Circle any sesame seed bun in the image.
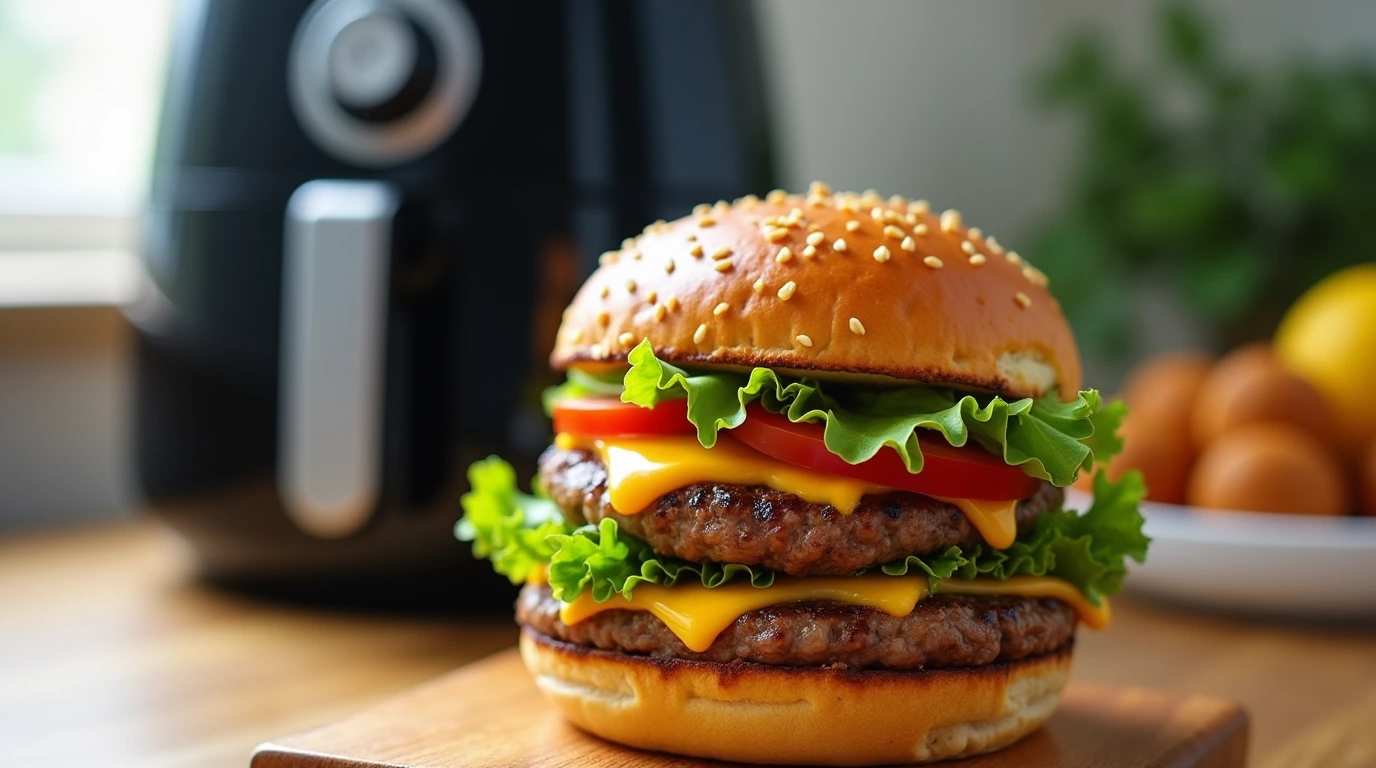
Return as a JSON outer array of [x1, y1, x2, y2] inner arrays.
[[551, 185, 1082, 399], [520, 628, 1072, 766]]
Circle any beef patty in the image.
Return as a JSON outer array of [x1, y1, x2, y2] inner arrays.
[[539, 445, 1063, 576], [517, 584, 1075, 670]]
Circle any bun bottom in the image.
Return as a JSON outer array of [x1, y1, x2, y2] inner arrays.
[[520, 627, 1072, 766]]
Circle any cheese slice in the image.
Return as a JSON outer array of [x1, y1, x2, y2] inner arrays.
[[560, 575, 928, 652], [555, 433, 885, 514], [555, 433, 1023, 550], [934, 496, 1020, 549], [559, 574, 1110, 652]]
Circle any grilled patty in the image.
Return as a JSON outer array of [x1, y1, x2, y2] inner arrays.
[[539, 445, 1062, 576], [517, 584, 1075, 670]]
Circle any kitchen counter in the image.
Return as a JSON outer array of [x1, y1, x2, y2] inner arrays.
[[2, 519, 1372, 768]]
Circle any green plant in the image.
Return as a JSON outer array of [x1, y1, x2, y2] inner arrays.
[[1030, 2, 1376, 359]]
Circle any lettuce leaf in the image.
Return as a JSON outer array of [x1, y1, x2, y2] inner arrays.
[[547, 518, 775, 602], [455, 457, 573, 583], [457, 460, 1147, 607], [620, 340, 1122, 485]]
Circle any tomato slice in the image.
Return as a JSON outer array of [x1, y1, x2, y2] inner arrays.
[[731, 405, 1041, 501], [552, 397, 694, 437]]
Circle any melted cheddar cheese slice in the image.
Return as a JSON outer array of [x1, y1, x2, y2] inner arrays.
[[555, 433, 1021, 549], [559, 574, 1110, 652]]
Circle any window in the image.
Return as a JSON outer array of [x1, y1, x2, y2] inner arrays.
[[0, 0, 174, 240]]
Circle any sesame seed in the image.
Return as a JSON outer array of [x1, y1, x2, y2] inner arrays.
[[694, 324, 708, 344], [924, 255, 944, 269], [861, 189, 881, 204], [599, 250, 619, 266], [807, 193, 829, 208], [833, 238, 848, 252], [909, 199, 931, 215], [590, 343, 605, 359], [808, 223, 821, 232], [900, 236, 916, 252], [913, 223, 929, 236], [1023, 266, 1049, 287], [940, 209, 962, 232], [688, 244, 704, 258], [837, 198, 857, 214], [667, 296, 680, 311], [713, 200, 730, 214], [806, 231, 825, 247], [961, 240, 977, 255], [698, 216, 716, 227], [985, 236, 1004, 255], [597, 311, 610, 326], [622, 237, 636, 250], [665, 258, 676, 273], [777, 281, 797, 300], [625, 278, 637, 292], [880, 225, 902, 240], [765, 227, 790, 242], [740, 194, 760, 208], [802, 245, 818, 258], [630, 249, 642, 260], [1015, 291, 1031, 308], [713, 302, 731, 316], [766, 189, 788, 203], [849, 317, 866, 335], [600, 285, 610, 299], [618, 332, 635, 346], [870, 206, 885, 221], [969, 253, 987, 266], [654, 304, 668, 322], [796, 334, 813, 348], [967, 227, 983, 240], [713, 259, 734, 272], [646, 290, 658, 304], [776, 247, 793, 263], [809, 180, 832, 196], [873, 245, 892, 262], [692, 203, 711, 217], [1006, 250, 1026, 266], [888, 194, 907, 208], [710, 246, 733, 261], [845, 220, 860, 232], [687, 233, 698, 242], [753, 277, 767, 293]]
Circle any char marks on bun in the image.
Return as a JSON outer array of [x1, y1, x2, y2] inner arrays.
[[552, 183, 1081, 400]]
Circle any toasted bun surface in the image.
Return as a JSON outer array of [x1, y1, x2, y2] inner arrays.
[[551, 185, 1081, 399], [520, 628, 1071, 766]]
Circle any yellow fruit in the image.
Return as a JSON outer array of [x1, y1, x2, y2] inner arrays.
[[1275, 264, 1376, 453]]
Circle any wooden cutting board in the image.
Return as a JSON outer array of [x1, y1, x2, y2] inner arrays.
[[252, 648, 1248, 768]]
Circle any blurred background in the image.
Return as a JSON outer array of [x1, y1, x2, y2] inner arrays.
[[3, 0, 1375, 548]]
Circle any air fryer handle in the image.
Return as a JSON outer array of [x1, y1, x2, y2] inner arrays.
[[279, 180, 397, 538]]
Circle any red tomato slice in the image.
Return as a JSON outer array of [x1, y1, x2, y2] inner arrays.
[[731, 405, 1041, 501], [552, 397, 694, 437]]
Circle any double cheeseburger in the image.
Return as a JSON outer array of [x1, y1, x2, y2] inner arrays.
[[459, 184, 1147, 766]]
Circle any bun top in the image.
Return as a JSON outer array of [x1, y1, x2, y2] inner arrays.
[[551, 183, 1082, 399]]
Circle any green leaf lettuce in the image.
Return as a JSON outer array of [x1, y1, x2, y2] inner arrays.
[[620, 339, 1123, 486]]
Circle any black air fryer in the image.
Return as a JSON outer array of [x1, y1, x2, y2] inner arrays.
[[130, 0, 773, 606]]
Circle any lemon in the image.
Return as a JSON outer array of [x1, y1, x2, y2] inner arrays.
[[1275, 264, 1376, 453]]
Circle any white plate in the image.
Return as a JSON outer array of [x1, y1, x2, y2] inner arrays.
[[1065, 489, 1376, 619]]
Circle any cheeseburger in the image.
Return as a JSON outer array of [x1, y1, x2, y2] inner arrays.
[[458, 183, 1147, 765]]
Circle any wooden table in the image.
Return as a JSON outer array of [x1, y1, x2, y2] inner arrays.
[[2, 520, 1372, 768]]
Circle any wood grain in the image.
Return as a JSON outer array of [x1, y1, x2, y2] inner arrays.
[[1, 520, 1373, 767], [251, 649, 1248, 768]]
